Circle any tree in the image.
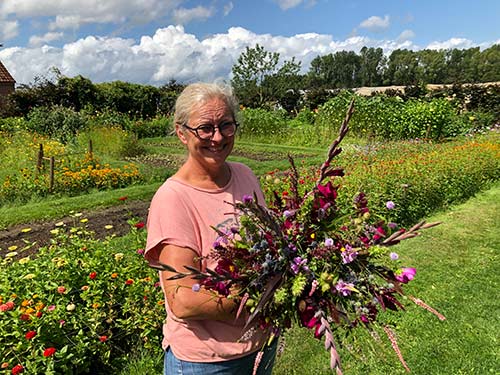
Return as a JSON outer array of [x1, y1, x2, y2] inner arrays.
[[385, 49, 419, 85], [359, 47, 386, 87], [231, 44, 301, 108]]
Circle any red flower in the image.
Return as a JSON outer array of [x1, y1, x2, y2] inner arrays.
[[43, 347, 57, 357], [36, 311, 43, 318], [99, 335, 108, 342], [0, 301, 15, 311], [118, 196, 128, 201], [134, 222, 145, 229], [11, 364, 24, 374], [89, 272, 97, 280], [19, 314, 30, 321], [125, 279, 134, 285], [25, 331, 37, 340]]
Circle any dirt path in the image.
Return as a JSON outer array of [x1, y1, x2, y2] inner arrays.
[[0, 200, 150, 260]]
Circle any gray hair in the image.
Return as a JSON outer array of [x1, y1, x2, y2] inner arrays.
[[174, 82, 239, 126]]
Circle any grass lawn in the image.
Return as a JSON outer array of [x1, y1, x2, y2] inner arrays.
[[120, 183, 499, 375]]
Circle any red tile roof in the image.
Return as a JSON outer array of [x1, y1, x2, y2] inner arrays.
[[0, 61, 15, 83]]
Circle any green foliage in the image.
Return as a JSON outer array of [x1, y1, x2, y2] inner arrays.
[[231, 43, 302, 108], [26, 105, 87, 143], [239, 107, 288, 139], [0, 222, 164, 374]]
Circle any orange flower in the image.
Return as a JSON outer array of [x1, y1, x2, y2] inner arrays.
[[92, 303, 100, 309], [111, 273, 118, 279]]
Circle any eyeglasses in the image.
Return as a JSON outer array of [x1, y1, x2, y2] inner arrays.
[[183, 121, 239, 140]]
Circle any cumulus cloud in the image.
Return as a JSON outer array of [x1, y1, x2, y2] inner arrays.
[[0, 20, 19, 40], [274, 0, 304, 10], [426, 38, 474, 50], [397, 29, 415, 42], [0, 26, 495, 86], [0, 0, 182, 29], [29, 32, 64, 46], [359, 15, 390, 33], [223, 2, 234, 16], [171, 6, 215, 25]]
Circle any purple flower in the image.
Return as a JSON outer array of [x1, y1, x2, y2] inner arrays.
[[390, 252, 399, 260], [341, 245, 358, 264], [242, 194, 253, 204], [386, 201, 396, 210], [283, 210, 294, 218], [388, 222, 398, 229], [291, 256, 308, 274], [324, 238, 334, 247], [335, 280, 355, 296], [136, 248, 145, 255], [191, 283, 201, 292], [395, 267, 416, 283]]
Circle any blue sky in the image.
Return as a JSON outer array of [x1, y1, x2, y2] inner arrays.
[[0, 0, 498, 85]]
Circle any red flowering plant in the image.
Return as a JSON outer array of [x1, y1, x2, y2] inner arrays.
[[153, 100, 445, 374]]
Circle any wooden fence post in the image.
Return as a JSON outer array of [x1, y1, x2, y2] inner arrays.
[[49, 156, 55, 192], [88, 139, 93, 158], [37, 144, 44, 172]]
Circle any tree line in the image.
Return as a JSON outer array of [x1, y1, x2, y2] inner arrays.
[[1, 44, 498, 118]]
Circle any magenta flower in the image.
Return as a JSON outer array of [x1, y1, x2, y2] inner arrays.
[[395, 267, 416, 283], [317, 181, 337, 209], [390, 252, 399, 260]]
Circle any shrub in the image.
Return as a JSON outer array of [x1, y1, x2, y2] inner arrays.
[[239, 108, 288, 140], [26, 106, 87, 143], [0, 222, 164, 374]]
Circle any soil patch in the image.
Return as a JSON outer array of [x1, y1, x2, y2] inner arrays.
[[0, 200, 150, 260]]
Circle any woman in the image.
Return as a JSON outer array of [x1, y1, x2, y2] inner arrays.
[[145, 82, 277, 374]]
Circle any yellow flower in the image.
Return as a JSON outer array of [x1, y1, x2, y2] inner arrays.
[[55, 221, 65, 227], [105, 225, 113, 230], [5, 251, 18, 258], [80, 218, 89, 223], [21, 299, 31, 307], [7, 245, 18, 251], [92, 302, 101, 309], [50, 229, 59, 235], [19, 257, 30, 264], [66, 303, 76, 311], [23, 274, 36, 280], [21, 228, 32, 233], [114, 253, 124, 261]]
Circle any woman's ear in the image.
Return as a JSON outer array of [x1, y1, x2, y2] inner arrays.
[[176, 124, 188, 144]]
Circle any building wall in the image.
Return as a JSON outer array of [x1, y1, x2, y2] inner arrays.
[[0, 82, 15, 109]]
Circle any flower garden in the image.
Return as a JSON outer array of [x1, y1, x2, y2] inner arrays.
[[0, 91, 499, 374]]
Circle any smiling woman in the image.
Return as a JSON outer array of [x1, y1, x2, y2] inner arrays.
[[144, 82, 277, 375]]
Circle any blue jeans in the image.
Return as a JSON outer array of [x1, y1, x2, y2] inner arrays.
[[164, 340, 277, 375]]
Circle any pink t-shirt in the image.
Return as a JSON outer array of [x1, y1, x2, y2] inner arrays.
[[145, 162, 268, 362]]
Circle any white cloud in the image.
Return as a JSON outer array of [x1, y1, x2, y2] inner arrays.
[[274, 0, 303, 10], [0, 20, 19, 40], [171, 6, 215, 25], [29, 32, 64, 46], [397, 29, 415, 42], [0, 26, 496, 86], [0, 0, 182, 29], [359, 15, 390, 33], [223, 2, 234, 16], [426, 38, 474, 50]]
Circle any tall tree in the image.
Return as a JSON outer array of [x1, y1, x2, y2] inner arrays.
[[385, 49, 419, 85], [231, 44, 301, 108], [359, 46, 386, 86]]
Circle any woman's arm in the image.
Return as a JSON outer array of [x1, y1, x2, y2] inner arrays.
[[159, 244, 238, 321]]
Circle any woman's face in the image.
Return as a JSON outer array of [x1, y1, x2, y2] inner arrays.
[[178, 97, 235, 170]]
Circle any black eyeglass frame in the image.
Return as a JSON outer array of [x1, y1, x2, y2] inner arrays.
[[182, 121, 239, 140]]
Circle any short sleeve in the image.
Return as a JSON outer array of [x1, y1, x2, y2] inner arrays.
[[144, 182, 201, 267]]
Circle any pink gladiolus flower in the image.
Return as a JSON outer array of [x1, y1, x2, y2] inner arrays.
[[395, 267, 416, 283]]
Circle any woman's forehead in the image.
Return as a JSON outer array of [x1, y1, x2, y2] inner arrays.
[[190, 97, 232, 120]]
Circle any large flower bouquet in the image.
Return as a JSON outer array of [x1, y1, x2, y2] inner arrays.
[[155, 100, 445, 374]]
